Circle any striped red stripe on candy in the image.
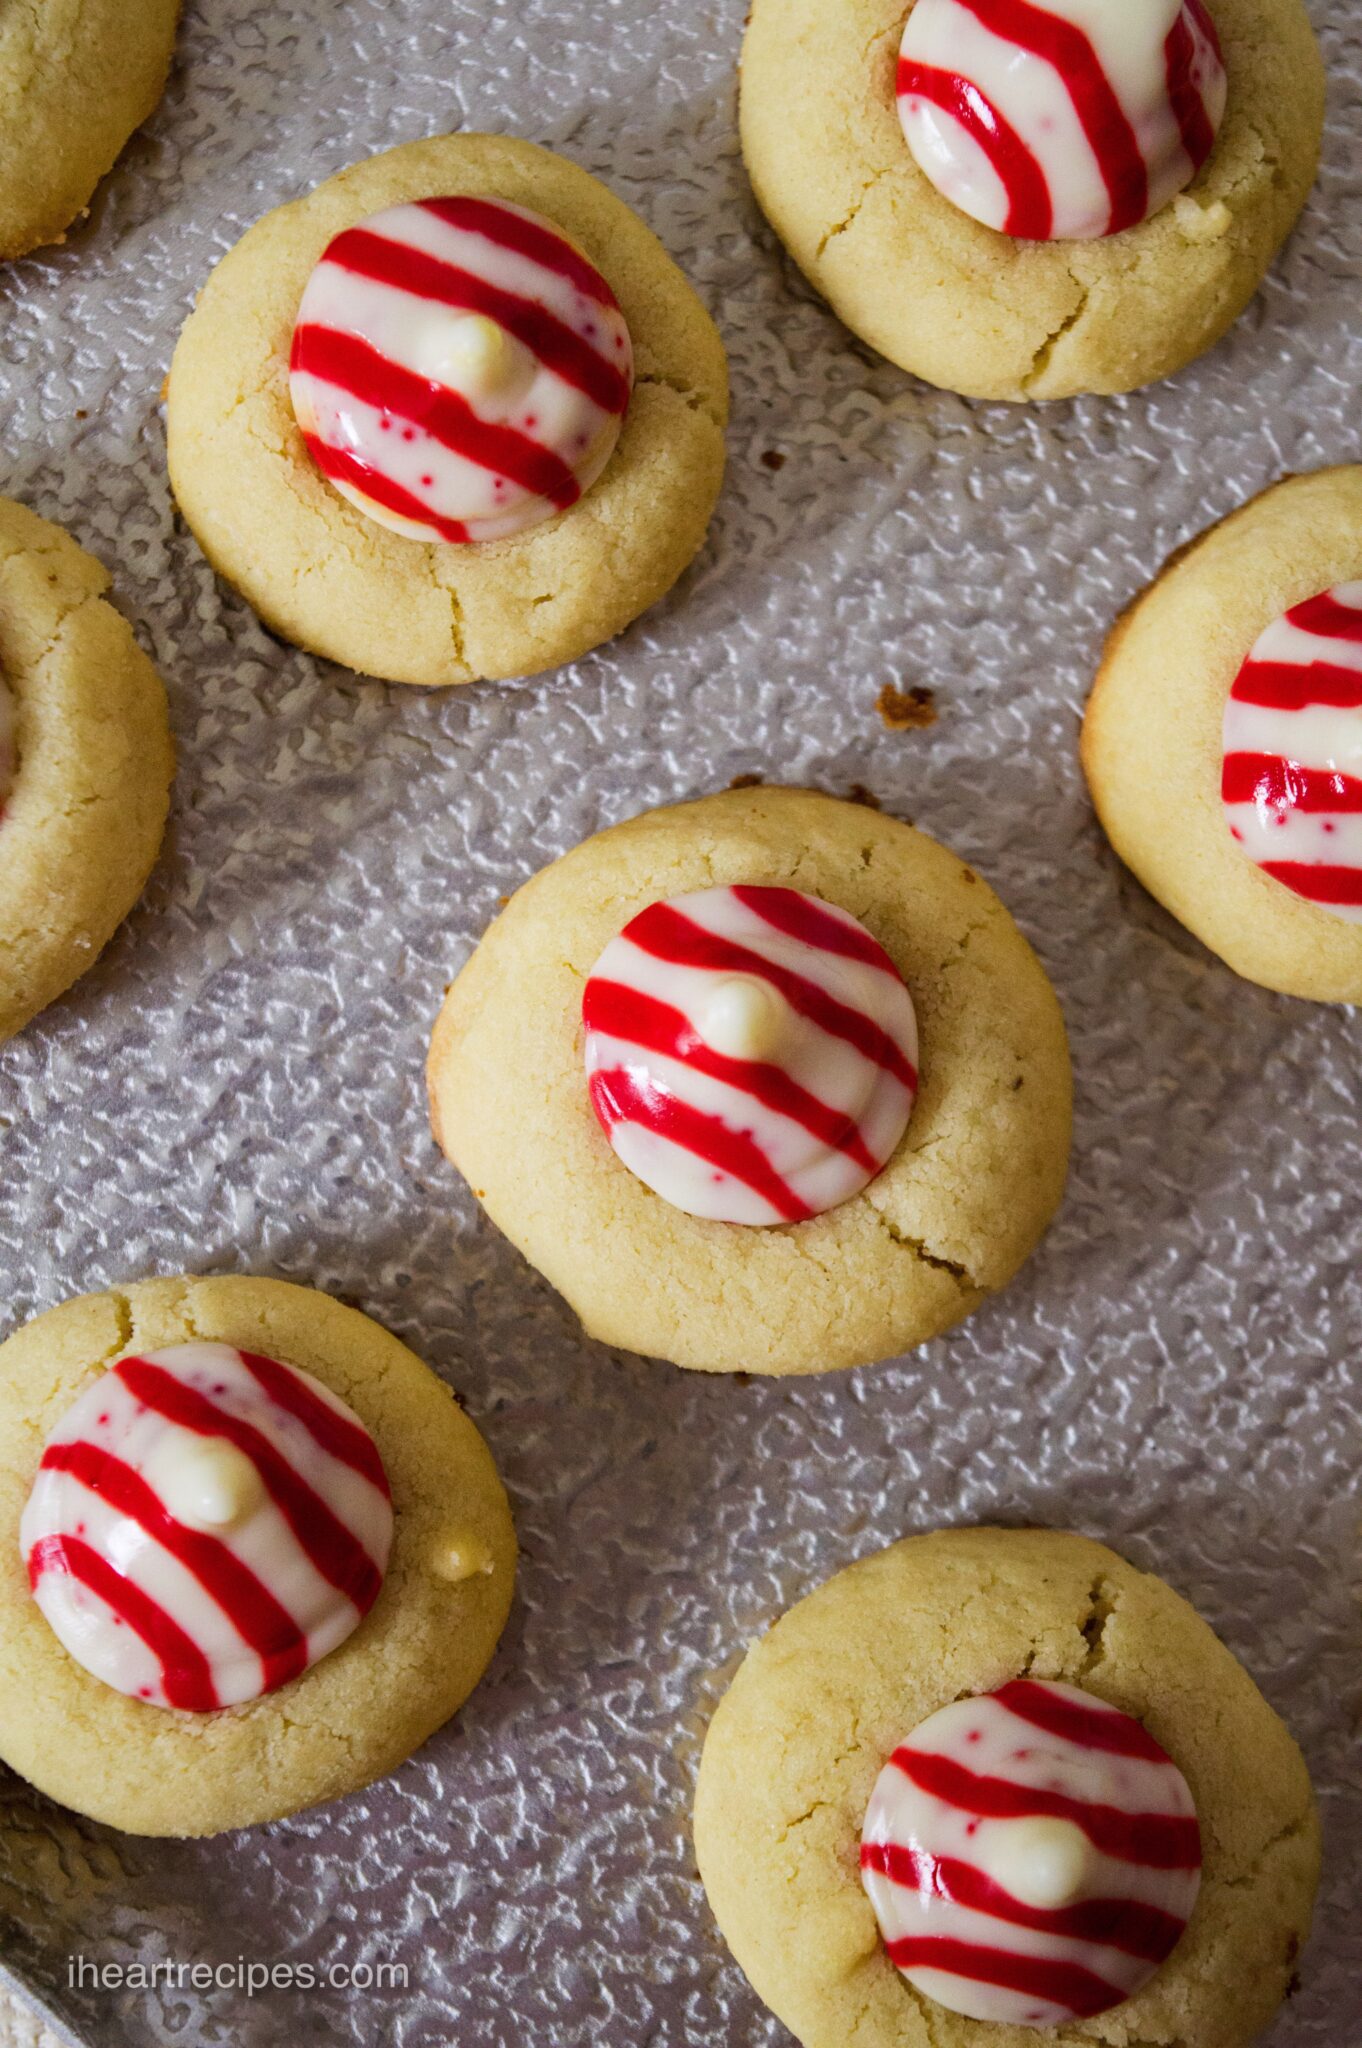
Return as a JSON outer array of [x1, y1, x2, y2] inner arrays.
[[896, 0, 1226, 243], [860, 1841, 1186, 1958], [21, 1343, 393, 1712], [581, 885, 919, 1226], [33, 1441, 310, 1695], [861, 1679, 1201, 2027], [887, 1748, 1201, 1867], [893, 61, 1054, 239], [289, 195, 633, 547], [1221, 580, 1362, 922]]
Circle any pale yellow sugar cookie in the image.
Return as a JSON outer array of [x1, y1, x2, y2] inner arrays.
[[739, 0, 1323, 400], [694, 1525, 1320, 2048], [0, 496, 173, 1045], [167, 132, 729, 687], [1083, 467, 1362, 1001], [0, 1, 179, 262], [0, 1275, 516, 1836], [427, 786, 1072, 1376]]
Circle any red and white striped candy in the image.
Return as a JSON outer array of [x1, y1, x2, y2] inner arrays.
[[897, 0, 1227, 241], [20, 1344, 393, 1712], [289, 196, 633, 545], [861, 1680, 1201, 2028], [582, 885, 919, 1226], [1222, 582, 1362, 923]]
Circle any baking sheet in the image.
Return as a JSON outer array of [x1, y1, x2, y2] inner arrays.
[[0, 0, 1359, 2041]]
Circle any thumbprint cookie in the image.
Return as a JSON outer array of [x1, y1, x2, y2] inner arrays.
[[1083, 466, 1362, 1000], [739, 0, 1322, 399], [427, 785, 1072, 1376], [0, 1275, 515, 1835], [695, 1526, 1319, 2048], [0, 0, 179, 262], [167, 132, 728, 687], [0, 496, 173, 1045]]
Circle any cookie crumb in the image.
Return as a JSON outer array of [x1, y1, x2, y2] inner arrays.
[[877, 682, 938, 731], [729, 772, 764, 790], [759, 450, 786, 471], [847, 784, 881, 810]]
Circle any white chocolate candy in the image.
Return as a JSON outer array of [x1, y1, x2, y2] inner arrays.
[[582, 884, 920, 1226], [897, 0, 1227, 242], [861, 1679, 1201, 2028], [21, 1342, 393, 1711], [290, 195, 634, 546]]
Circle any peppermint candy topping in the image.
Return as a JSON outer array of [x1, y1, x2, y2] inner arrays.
[[1222, 582, 1362, 922], [861, 1680, 1201, 2028], [582, 885, 919, 1226], [20, 1343, 393, 1712], [0, 675, 13, 813], [897, 0, 1227, 241], [289, 197, 633, 545]]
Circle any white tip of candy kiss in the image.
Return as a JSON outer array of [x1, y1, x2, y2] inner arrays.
[[147, 1436, 265, 1532], [410, 311, 520, 397], [430, 1533, 495, 1583], [699, 976, 788, 1062], [985, 1816, 1093, 1910]]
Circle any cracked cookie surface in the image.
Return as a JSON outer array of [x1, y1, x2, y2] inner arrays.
[[694, 1526, 1320, 2048], [166, 133, 729, 687], [0, 0, 178, 262], [0, 1275, 516, 1836], [426, 786, 1071, 1375], [0, 496, 173, 1045], [739, 0, 1323, 400]]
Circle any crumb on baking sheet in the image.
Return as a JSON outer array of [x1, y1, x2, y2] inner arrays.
[[728, 772, 763, 789], [847, 783, 881, 810], [876, 682, 938, 730], [759, 450, 786, 471]]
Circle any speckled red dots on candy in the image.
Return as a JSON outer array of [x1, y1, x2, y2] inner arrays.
[[289, 196, 633, 545]]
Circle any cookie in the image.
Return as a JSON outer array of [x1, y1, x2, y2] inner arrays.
[[0, 496, 174, 1045], [1082, 466, 1362, 1001], [694, 1525, 1320, 2048], [739, 0, 1323, 400], [427, 785, 1072, 1376], [167, 133, 728, 687], [0, 1275, 516, 1836], [0, 1, 179, 263]]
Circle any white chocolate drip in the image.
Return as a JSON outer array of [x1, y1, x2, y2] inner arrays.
[[430, 1533, 495, 1583]]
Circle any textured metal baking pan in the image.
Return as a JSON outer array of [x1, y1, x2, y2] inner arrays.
[[0, 0, 1358, 2041]]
